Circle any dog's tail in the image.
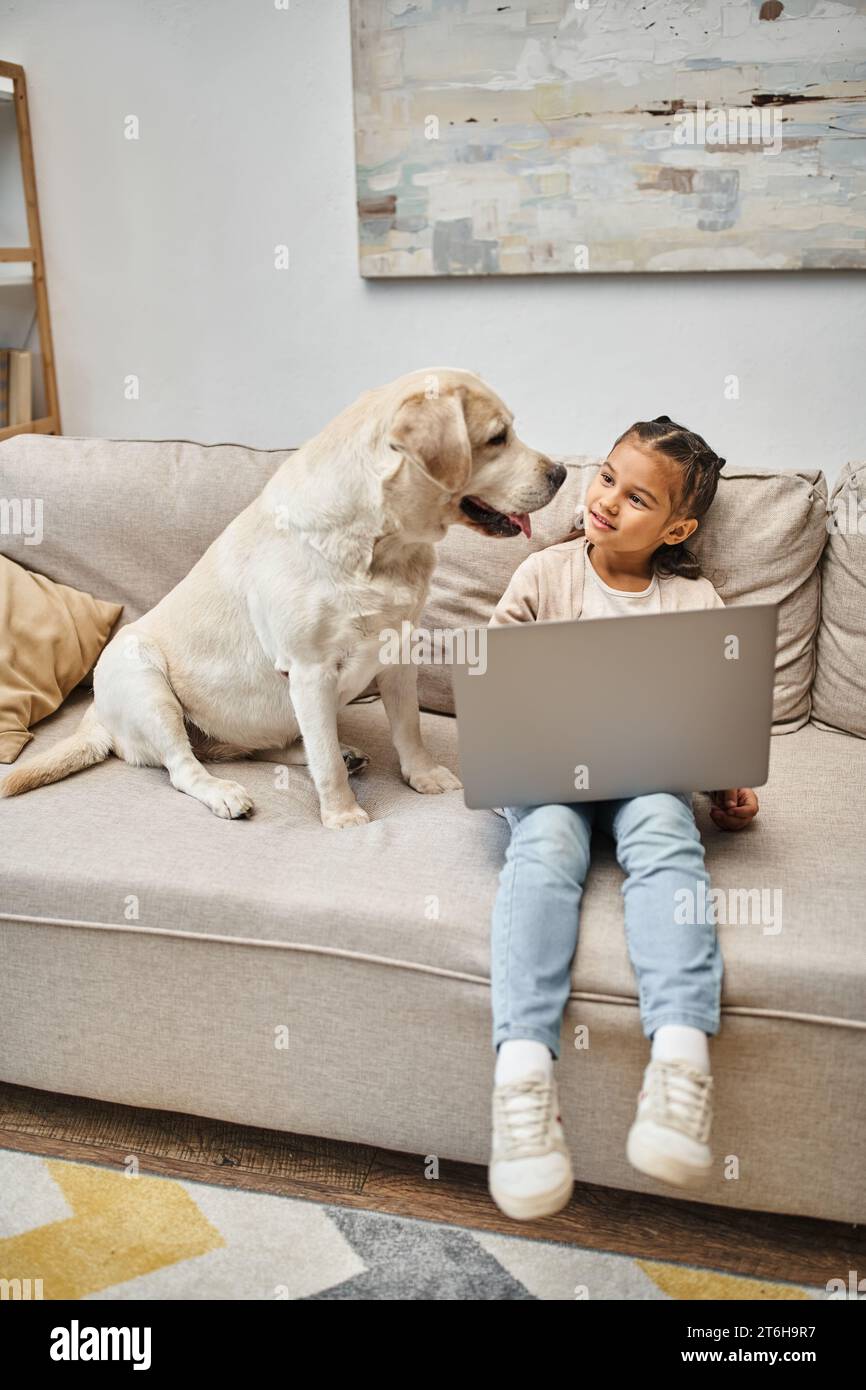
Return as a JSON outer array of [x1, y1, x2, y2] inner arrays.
[[0, 704, 113, 798]]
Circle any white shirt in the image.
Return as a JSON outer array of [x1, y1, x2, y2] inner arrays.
[[581, 543, 661, 618]]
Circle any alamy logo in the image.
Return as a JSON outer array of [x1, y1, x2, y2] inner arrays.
[[50, 1320, 152, 1370], [0, 1277, 43, 1299], [827, 494, 866, 534], [378, 620, 487, 674], [673, 99, 782, 155], [674, 884, 782, 935], [0, 496, 43, 545]]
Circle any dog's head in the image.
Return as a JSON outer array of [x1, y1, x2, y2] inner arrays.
[[382, 369, 566, 540]]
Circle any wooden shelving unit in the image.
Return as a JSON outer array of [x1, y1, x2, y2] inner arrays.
[[0, 59, 60, 440]]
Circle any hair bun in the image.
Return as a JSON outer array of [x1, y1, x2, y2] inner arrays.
[[653, 414, 673, 424], [716, 456, 726, 470]]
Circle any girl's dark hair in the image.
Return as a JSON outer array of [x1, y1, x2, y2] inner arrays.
[[558, 415, 726, 580]]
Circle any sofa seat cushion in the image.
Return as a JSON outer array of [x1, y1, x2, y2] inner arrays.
[[1, 690, 863, 1033]]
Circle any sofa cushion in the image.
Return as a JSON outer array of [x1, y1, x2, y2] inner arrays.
[[690, 467, 829, 734], [1, 688, 863, 1031], [811, 461, 866, 740], [416, 459, 829, 733], [0, 435, 289, 624]]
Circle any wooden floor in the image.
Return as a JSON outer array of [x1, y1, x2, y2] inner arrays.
[[1, 1080, 861, 1288]]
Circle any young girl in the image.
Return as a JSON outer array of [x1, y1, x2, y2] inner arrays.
[[486, 415, 760, 1222]]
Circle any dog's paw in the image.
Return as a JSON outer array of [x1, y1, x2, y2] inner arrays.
[[405, 764, 463, 795], [206, 779, 254, 819], [341, 744, 370, 775], [321, 804, 371, 829]]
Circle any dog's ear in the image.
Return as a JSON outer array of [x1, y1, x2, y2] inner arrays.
[[387, 389, 472, 493]]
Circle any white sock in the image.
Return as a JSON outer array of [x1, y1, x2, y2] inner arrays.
[[495, 1039, 554, 1085], [651, 1024, 710, 1074]]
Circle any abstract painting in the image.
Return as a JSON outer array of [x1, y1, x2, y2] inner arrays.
[[350, 0, 866, 275]]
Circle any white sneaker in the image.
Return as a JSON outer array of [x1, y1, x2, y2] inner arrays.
[[626, 1057, 714, 1188], [488, 1070, 574, 1220]]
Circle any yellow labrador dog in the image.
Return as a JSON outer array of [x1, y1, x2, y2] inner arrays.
[[2, 369, 565, 827]]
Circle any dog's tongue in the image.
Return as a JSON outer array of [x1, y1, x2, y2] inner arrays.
[[508, 512, 532, 539]]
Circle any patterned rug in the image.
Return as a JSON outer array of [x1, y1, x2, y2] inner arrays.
[[0, 1150, 829, 1300]]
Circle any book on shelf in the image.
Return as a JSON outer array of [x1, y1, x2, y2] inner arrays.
[[0, 348, 33, 428]]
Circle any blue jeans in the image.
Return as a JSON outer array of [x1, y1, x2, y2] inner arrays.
[[491, 793, 723, 1059]]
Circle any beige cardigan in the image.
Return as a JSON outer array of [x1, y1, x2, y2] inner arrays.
[[488, 533, 725, 628], [485, 533, 725, 817]]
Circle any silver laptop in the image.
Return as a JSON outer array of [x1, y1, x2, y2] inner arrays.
[[451, 605, 778, 810]]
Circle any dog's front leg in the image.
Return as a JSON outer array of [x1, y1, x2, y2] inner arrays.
[[377, 661, 462, 795], [288, 663, 370, 828]]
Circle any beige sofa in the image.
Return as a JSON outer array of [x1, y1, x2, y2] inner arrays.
[[1, 435, 865, 1226]]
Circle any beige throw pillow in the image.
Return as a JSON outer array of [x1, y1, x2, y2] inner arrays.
[[0, 555, 122, 762]]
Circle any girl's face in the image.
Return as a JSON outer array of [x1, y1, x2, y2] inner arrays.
[[583, 439, 698, 556]]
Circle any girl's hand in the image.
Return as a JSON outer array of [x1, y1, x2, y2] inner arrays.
[[710, 787, 759, 832]]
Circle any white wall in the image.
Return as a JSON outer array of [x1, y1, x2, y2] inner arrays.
[[3, 0, 864, 487]]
